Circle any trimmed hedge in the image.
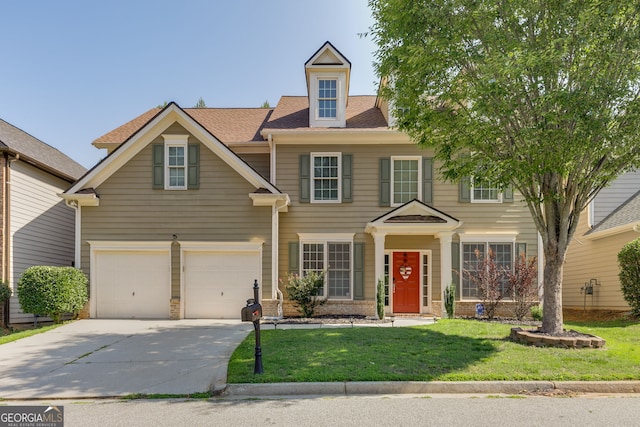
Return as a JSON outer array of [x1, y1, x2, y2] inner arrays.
[[17, 266, 88, 323], [618, 238, 640, 317]]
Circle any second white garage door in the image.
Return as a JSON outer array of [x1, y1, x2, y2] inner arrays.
[[183, 247, 261, 319]]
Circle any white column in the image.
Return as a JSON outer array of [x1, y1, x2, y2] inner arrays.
[[373, 232, 386, 316], [437, 231, 453, 317]]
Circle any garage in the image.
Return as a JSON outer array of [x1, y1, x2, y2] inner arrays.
[[182, 242, 262, 319], [90, 242, 171, 319]]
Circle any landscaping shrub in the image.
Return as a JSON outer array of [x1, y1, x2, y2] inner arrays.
[[284, 271, 326, 318], [444, 283, 455, 319], [464, 249, 504, 319], [618, 238, 640, 317], [17, 266, 88, 323], [505, 253, 539, 320], [0, 282, 11, 304], [376, 279, 385, 320], [530, 305, 543, 321]]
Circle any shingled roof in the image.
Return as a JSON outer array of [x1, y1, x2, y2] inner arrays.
[[93, 107, 274, 148], [587, 190, 640, 235], [263, 95, 388, 131], [0, 118, 86, 181], [92, 95, 389, 149]]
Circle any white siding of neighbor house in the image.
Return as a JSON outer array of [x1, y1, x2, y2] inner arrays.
[[9, 161, 76, 323], [592, 169, 640, 225]]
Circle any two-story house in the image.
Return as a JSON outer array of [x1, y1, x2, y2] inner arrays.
[[61, 42, 539, 319]]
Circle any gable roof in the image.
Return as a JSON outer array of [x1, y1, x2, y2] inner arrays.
[[65, 103, 282, 201], [93, 107, 273, 150], [365, 199, 462, 235], [585, 190, 640, 239], [0, 118, 86, 181]]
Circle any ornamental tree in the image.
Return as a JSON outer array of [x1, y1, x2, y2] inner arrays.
[[370, 0, 640, 334]]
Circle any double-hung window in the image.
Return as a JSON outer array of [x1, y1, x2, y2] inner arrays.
[[318, 79, 337, 119], [311, 153, 341, 202], [471, 177, 501, 202], [461, 240, 513, 299], [163, 135, 188, 190], [300, 234, 353, 299], [391, 156, 421, 206]]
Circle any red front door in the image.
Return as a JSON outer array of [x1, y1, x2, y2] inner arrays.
[[392, 252, 420, 313]]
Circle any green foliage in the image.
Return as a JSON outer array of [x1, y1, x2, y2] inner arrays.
[[284, 271, 326, 318], [0, 282, 11, 303], [376, 279, 385, 320], [530, 305, 543, 322], [260, 100, 271, 108], [17, 266, 88, 323], [618, 238, 640, 316], [443, 283, 455, 319], [193, 97, 206, 108], [505, 254, 539, 320], [369, 0, 640, 334]]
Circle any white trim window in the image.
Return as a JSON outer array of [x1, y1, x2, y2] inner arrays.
[[392, 156, 421, 206], [163, 135, 188, 190], [318, 78, 337, 119], [461, 241, 513, 299], [471, 177, 502, 203], [300, 234, 353, 299], [311, 152, 341, 203]]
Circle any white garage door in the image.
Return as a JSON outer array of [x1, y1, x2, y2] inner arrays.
[[94, 250, 171, 319], [184, 250, 261, 318]]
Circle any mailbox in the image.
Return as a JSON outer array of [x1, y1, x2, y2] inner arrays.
[[241, 300, 262, 322]]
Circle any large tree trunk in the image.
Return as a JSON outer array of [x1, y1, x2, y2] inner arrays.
[[541, 252, 565, 335]]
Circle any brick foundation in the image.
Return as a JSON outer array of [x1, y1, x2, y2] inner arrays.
[[170, 298, 180, 320], [77, 301, 90, 319]]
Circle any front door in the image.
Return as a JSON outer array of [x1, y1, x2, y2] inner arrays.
[[392, 251, 420, 313]]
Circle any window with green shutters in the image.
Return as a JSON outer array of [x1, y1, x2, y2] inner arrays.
[[153, 138, 199, 190]]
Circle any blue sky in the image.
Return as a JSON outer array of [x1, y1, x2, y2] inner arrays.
[[0, 1, 378, 168]]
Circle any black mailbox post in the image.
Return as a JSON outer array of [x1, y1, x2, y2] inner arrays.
[[241, 280, 264, 374]]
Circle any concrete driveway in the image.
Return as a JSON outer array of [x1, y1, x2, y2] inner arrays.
[[0, 319, 252, 399]]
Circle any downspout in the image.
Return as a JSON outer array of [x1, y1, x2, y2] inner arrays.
[[2, 153, 9, 326], [268, 133, 275, 184], [271, 199, 287, 318], [64, 200, 80, 269]]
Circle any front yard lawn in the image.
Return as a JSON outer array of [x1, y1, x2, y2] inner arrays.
[[0, 323, 63, 345], [227, 319, 640, 383]]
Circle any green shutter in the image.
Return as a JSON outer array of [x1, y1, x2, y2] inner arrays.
[[288, 241, 300, 273], [187, 143, 200, 189], [517, 242, 527, 258], [503, 184, 514, 202], [152, 144, 164, 189], [451, 242, 460, 299], [423, 157, 433, 205], [459, 177, 471, 202], [353, 242, 365, 300], [342, 154, 353, 203], [299, 154, 310, 203], [379, 157, 391, 207]]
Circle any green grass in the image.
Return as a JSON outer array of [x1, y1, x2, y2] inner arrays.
[[228, 319, 640, 383], [0, 323, 64, 345]]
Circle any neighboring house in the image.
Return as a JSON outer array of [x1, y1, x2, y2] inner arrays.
[[563, 170, 640, 313], [61, 42, 539, 319], [0, 119, 86, 324]]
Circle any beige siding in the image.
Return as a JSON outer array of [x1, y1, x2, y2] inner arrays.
[[80, 125, 273, 301], [9, 161, 75, 323], [238, 153, 270, 180], [276, 143, 538, 307], [564, 212, 637, 310]]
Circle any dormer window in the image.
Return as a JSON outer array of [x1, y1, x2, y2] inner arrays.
[[318, 79, 337, 118], [305, 42, 351, 128]]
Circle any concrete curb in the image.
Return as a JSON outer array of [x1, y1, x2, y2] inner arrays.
[[224, 381, 640, 397]]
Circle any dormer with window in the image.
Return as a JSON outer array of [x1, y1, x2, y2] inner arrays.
[[305, 42, 351, 128]]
